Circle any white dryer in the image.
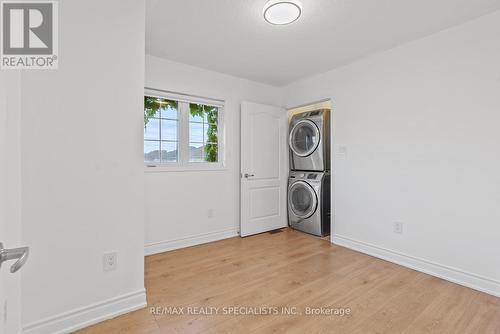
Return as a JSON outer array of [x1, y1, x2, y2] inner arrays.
[[288, 171, 330, 237], [289, 110, 330, 172]]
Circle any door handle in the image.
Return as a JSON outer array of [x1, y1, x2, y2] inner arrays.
[[0, 242, 30, 273], [244, 173, 255, 178]]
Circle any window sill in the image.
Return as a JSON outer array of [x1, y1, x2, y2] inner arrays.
[[144, 163, 226, 173]]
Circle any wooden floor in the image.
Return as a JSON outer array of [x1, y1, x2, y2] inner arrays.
[[78, 229, 500, 334]]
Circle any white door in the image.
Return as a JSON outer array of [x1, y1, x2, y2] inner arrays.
[[0, 73, 24, 334], [240, 101, 288, 237]]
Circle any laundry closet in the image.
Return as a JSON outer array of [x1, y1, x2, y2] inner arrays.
[[239, 100, 332, 239]]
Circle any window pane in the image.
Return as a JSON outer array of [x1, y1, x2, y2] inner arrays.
[[189, 122, 204, 143], [189, 142, 204, 162], [161, 120, 177, 141], [189, 113, 204, 122], [189, 103, 219, 163], [188, 143, 218, 163], [145, 96, 177, 117], [161, 141, 178, 162], [144, 141, 160, 162], [144, 118, 159, 140], [189, 104, 218, 122], [161, 105, 177, 120], [145, 96, 177, 128]]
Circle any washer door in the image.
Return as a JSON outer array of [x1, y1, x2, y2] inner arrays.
[[288, 181, 318, 219], [289, 119, 320, 157]]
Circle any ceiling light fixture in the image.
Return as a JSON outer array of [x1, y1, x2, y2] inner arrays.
[[263, 0, 302, 25]]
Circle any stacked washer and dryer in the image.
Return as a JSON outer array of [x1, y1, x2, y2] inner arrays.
[[288, 110, 331, 237]]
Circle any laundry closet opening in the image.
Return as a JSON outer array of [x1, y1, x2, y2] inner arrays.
[[287, 99, 333, 241]]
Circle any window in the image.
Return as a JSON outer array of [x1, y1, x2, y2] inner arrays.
[[144, 91, 223, 169], [188, 103, 218, 163], [144, 97, 179, 163]]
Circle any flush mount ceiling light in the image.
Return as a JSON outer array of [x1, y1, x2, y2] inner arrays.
[[263, 0, 302, 25]]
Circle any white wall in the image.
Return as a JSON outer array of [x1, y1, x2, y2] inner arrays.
[[19, 1, 146, 332], [144, 55, 284, 254], [0, 72, 22, 334], [286, 11, 500, 296]]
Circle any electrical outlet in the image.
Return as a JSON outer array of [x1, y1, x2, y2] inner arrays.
[[393, 222, 404, 234], [207, 208, 214, 218], [103, 252, 117, 272]]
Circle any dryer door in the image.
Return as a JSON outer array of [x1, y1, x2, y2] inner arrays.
[[288, 181, 318, 219], [289, 119, 320, 157]]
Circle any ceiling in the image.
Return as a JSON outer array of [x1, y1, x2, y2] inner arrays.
[[146, 0, 500, 86]]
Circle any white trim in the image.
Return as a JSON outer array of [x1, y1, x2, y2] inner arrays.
[[179, 101, 189, 165], [144, 165, 227, 173], [22, 289, 147, 334], [332, 234, 500, 298], [144, 228, 238, 256]]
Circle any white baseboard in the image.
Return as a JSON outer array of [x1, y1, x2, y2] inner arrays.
[[332, 234, 500, 298], [22, 289, 147, 334], [144, 228, 239, 256]]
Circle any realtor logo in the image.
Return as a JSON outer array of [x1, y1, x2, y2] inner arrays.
[[1, 1, 58, 69]]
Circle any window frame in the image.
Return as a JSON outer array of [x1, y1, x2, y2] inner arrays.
[[144, 89, 225, 172]]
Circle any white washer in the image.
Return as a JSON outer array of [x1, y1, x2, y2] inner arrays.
[[288, 171, 330, 237], [289, 110, 330, 172]]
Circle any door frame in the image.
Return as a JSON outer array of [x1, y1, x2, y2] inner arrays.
[[286, 98, 334, 241], [0, 71, 23, 334]]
